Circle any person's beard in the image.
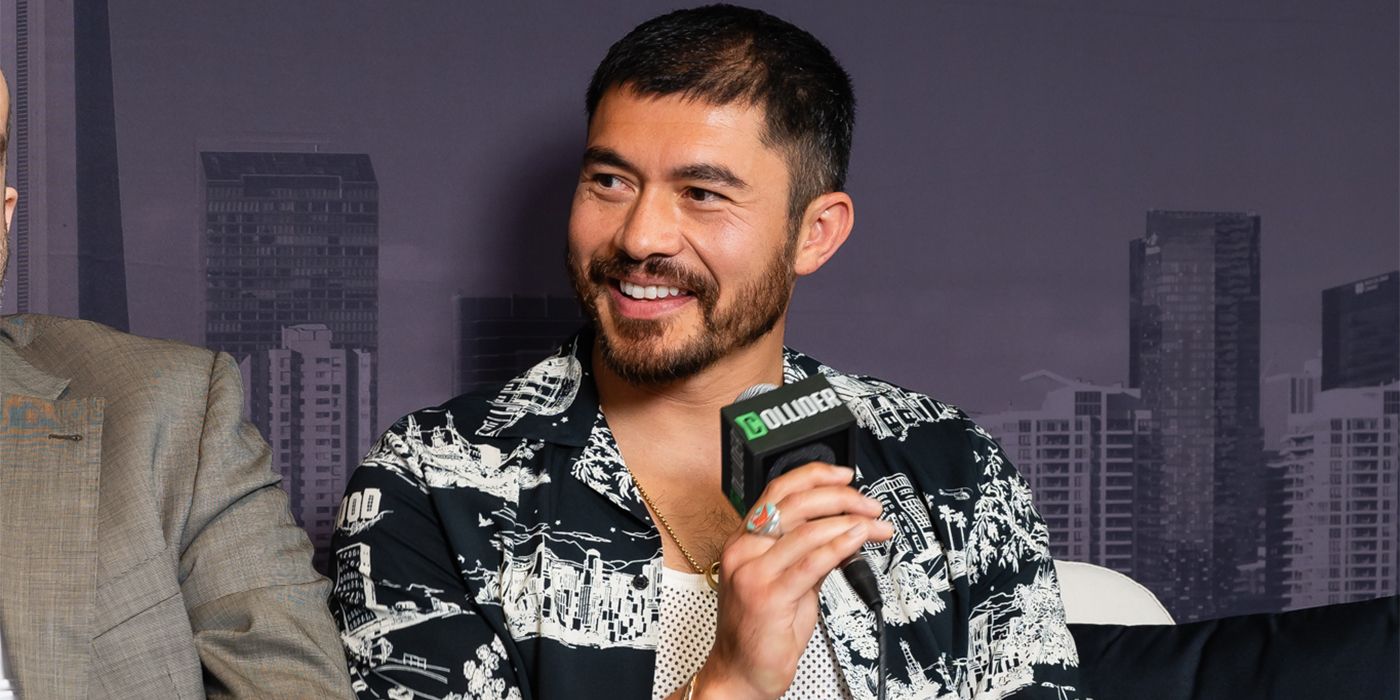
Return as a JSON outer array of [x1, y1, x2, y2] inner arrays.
[[567, 237, 797, 386]]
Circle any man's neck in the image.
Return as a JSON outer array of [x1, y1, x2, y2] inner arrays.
[[593, 329, 787, 566], [593, 328, 787, 465]]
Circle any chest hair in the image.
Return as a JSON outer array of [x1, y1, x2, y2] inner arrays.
[[619, 454, 742, 569]]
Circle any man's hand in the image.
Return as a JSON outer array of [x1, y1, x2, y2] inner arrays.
[[693, 463, 892, 700]]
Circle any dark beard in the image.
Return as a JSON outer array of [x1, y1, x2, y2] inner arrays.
[[567, 242, 796, 386]]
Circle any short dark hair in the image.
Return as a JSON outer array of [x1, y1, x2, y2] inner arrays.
[[586, 4, 855, 225]]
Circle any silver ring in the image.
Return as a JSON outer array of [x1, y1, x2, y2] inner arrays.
[[745, 503, 781, 537]]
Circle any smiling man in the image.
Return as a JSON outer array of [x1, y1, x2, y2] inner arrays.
[[332, 6, 1082, 699]]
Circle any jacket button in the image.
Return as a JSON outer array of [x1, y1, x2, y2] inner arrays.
[[632, 574, 649, 590]]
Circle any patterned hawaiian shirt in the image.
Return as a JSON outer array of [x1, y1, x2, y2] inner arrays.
[[330, 331, 1084, 699]]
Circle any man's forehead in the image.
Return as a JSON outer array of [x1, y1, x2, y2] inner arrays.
[[595, 90, 759, 126], [586, 89, 777, 169], [595, 84, 766, 121]]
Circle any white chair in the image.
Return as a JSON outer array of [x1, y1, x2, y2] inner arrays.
[[1054, 561, 1174, 625]]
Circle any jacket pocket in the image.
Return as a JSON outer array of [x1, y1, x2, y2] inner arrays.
[[91, 592, 204, 699], [94, 544, 182, 634]]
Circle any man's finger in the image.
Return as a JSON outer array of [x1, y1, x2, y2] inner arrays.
[[771, 485, 882, 535], [737, 515, 892, 599], [750, 462, 854, 513]]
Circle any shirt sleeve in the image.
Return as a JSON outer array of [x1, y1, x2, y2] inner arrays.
[[958, 414, 1084, 700], [330, 418, 526, 700]]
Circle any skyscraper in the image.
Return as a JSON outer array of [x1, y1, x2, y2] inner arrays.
[[201, 151, 378, 357], [72, 0, 128, 329], [1322, 271, 1399, 391], [1130, 209, 1264, 620], [979, 372, 1160, 579], [1267, 379, 1399, 609], [244, 324, 374, 573]]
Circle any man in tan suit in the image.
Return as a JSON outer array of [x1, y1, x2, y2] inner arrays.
[[0, 71, 353, 697]]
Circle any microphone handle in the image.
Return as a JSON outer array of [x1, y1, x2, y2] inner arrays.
[[840, 552, 882, 610]]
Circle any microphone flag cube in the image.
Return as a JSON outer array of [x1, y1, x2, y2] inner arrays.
[[720, 375, 858, 515]]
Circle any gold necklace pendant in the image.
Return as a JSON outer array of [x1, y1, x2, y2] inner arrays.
[[703, 561, 720, 592]]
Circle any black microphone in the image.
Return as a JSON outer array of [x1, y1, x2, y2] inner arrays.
[[721, 376, 882, 610]]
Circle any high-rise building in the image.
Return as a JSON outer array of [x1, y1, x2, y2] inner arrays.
[[243, 325, 374, 573], [1267, 380, 1400, 609], [454, 294, 583, 394], [1, 0, 128, 327], [1263, 355, 1323, 450], [201, 151, 378, 357], [1322, 271, 1399, 391], [1130, 209, 1264, 620], [979, 372, 1159, 579]]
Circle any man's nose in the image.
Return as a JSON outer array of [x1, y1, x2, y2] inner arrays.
[[615, 190, 683, 261]]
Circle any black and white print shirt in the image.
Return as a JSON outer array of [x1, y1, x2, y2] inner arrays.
[[330, 331, 1084, 700]]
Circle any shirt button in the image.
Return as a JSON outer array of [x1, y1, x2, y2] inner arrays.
[[632, 574, 649, 590]]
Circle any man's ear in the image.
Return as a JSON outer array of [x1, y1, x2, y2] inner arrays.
[[4, 186, 17, 232], [2, 187, 16, 273], [792, 191, 854, 277]]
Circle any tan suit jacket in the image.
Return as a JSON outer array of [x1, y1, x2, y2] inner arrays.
[[0, 314, 353, 698]]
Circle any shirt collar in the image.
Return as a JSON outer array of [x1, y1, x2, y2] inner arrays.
[[473, 326, 828, 448], [472, 328, 600, 447]]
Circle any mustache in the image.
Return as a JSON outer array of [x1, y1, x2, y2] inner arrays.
[[585, 254, 717, 306]]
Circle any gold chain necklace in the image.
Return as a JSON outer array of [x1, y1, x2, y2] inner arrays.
[[627, 467, 721, 591]]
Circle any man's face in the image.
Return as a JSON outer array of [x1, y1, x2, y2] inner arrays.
[[1, 70, 16, 292], [567, 88, 798, 385]]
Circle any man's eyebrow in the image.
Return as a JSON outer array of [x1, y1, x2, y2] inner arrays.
[[582, 147, 637, 173], [582, 147, 749, 191], [671, 163, 749, 191]]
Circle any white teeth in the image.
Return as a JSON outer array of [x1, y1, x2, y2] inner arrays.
[[619, 281, 687, 300]]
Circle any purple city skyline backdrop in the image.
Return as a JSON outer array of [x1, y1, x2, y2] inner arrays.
[[3, 0, 1396, 621], [70, 0, 1399, 423]]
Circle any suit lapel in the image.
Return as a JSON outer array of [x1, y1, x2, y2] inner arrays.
[[0, 328, 70, 401], [1, 337, 102, 699]]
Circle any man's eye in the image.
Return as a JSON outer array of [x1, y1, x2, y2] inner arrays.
[[591, 174, 623, 189], [684, 187, 724, 203]]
